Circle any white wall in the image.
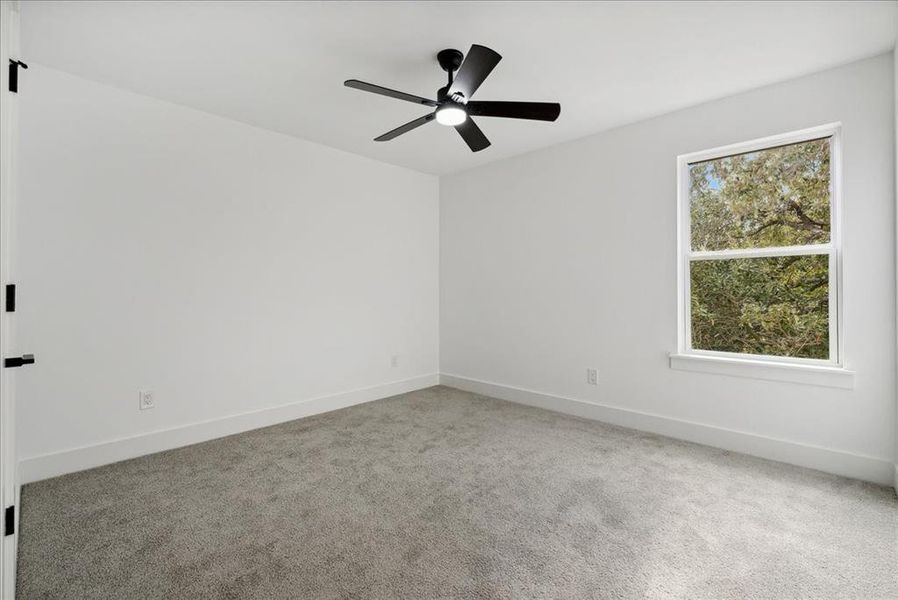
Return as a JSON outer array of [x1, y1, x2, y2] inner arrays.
[[15, 55, 897, 487], [16, 66, 439, 479], [441, 53, 896, 485]]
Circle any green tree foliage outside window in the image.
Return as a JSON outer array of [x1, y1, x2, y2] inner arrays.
[[688, 138, 831, 360]]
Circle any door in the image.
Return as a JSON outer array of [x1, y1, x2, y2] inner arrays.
[[1, 1, 24, 596]]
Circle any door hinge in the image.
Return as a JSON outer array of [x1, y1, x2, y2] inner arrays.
[[9, 59, 28, 93], [5, 284, 15, 312], [4, 505, 13, 536]]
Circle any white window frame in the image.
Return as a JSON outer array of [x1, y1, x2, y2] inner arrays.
[[671, 123, 854, 388]]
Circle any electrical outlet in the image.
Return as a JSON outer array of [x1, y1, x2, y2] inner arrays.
[[586, 369, 598, 385], [139, 390, 155, 411], [391, 354, 399, 368]]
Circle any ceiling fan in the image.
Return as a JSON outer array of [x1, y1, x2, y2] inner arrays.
[[344, 44, 561, 152]]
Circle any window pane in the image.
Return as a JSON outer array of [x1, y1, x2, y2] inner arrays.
[[690, 255, 829, 359], [690, 138, 830, 251]]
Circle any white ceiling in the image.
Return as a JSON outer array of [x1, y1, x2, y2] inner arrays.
[[20, 1, 898, 175]]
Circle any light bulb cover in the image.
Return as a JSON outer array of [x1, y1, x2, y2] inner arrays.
[[435, 105, 467, 126]]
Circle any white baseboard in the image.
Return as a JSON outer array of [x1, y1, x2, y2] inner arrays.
[[19, 372, 895, 490], [440, 373, 895, 487], [20, 374, 439, 484]]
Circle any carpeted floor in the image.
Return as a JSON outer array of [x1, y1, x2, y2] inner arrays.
[[16, 386, 898, 599]]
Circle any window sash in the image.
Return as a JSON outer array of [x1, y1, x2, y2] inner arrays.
[[676, 123, 842, 367], [683, 250, 837, 366]]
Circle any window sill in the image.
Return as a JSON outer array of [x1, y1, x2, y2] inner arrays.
[[668, 353, 855, 389]]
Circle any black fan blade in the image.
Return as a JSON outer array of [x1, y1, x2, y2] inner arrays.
[[467, 101, 560, 122], [455, 118, 490, 152], [447, 45, 501, 101], [345, 79, 438, 107], [374, 113, 436, 141]]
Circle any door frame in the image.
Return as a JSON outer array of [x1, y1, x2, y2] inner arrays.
[[1, 0, 22, 596]]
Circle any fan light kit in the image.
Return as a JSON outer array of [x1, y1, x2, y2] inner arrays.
[[435, 105, 467, 126], [345, 45, 560, 152]]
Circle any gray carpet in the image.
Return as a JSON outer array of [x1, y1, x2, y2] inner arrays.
[[17, 386, 898, 599]]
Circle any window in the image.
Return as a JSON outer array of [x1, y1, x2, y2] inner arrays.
[[675, 124, 846, 380]]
